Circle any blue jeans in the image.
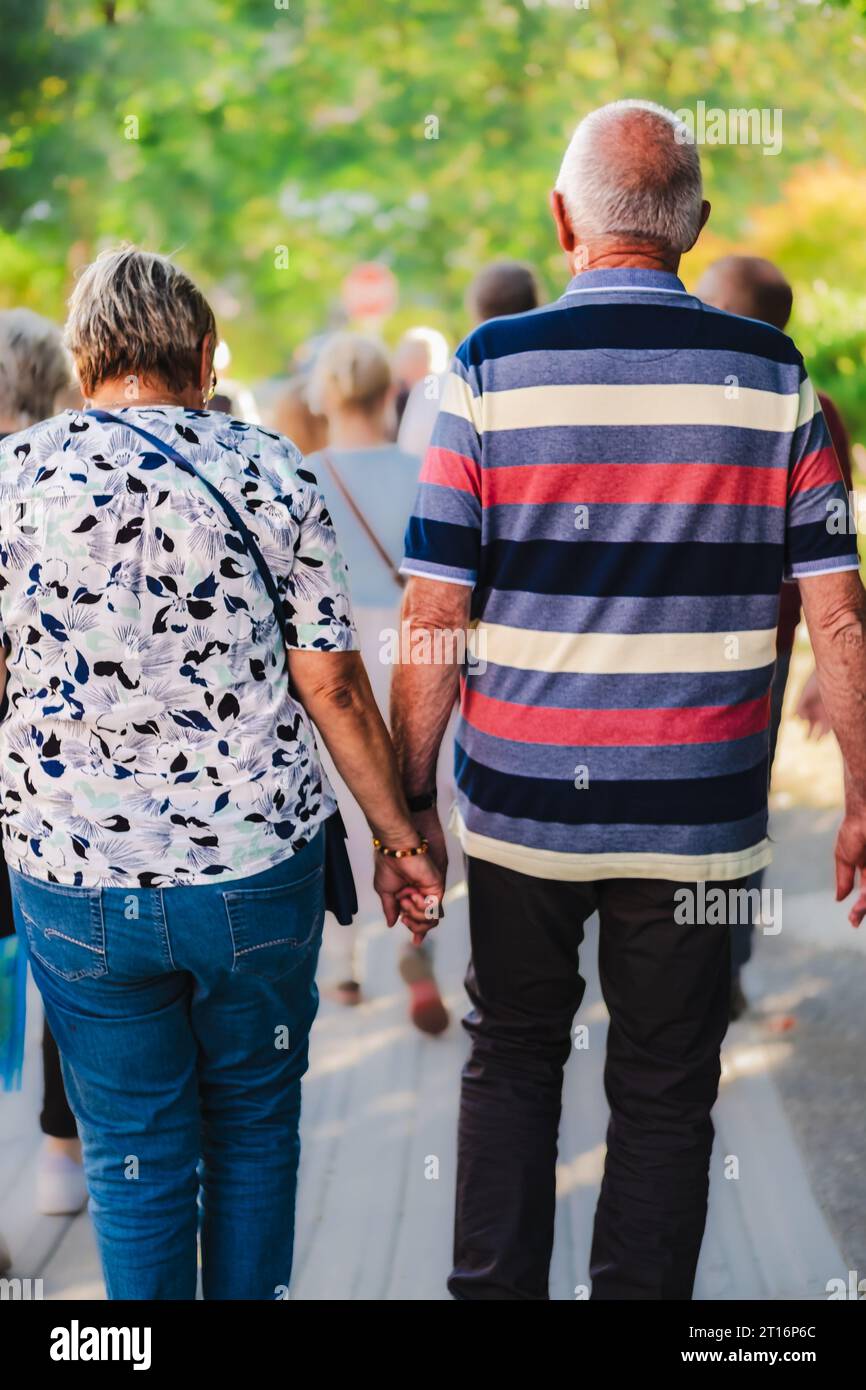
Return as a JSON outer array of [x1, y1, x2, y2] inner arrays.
[[10, 829, 325, 1300]]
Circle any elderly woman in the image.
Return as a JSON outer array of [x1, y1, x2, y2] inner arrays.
[[0, 248, 443, 1300], [0, 308, 89, 1218]]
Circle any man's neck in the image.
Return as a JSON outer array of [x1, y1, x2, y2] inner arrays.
[[573, 240, 681, 276]]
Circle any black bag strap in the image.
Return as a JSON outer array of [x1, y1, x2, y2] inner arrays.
[[85, 410, 358, 923], [86, 410, 292, 650]]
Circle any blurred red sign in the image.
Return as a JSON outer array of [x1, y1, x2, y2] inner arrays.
[[341, 262, 398, 320]]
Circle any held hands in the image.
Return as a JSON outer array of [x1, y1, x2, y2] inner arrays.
[[373, 835, 446, 946]]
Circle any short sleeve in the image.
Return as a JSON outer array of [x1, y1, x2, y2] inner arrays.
[[401, 348, 482, 588], [784, 371, 859, 581], [265, 435, 359, 652]]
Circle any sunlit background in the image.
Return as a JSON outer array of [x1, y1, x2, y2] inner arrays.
[[2, 0, 866, 454]]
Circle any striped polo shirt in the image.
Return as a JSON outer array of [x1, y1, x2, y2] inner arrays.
[[401, 268, 858, 883]]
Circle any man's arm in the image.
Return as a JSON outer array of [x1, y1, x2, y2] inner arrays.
[[798, 568, 866, 924], [390, 576, 472, 876]]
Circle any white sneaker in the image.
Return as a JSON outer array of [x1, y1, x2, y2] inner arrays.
[[36, 1144, 88, 1216]]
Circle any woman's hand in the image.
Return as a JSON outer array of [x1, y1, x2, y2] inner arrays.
[[374, 847, 445, 945]]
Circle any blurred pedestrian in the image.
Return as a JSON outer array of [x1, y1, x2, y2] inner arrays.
[[308, 332, 450, 1034], [695, 255, 857, 1018], [0, 307, 88, 1217], [392, 327, 450, 435], [267, 374, 328, 457], [397, 262, 540, 458]]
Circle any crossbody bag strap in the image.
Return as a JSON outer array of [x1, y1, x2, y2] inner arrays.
[[86, 410, 291, 649], [320, 449, 405, 591]]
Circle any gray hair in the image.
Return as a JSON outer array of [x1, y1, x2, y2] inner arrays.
[[0, 308, 71, 427], [555, 100, 703, 253], [65, 246, 217, 397]]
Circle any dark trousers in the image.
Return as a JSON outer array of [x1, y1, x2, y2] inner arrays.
[[449, 858, 740, 1301]]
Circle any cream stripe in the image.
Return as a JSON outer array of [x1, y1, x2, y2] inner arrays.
[[796, 376, 820, 431], [450, 808, 772, 884], [440, 371, 481, 431], [476, 621, 777, 675], [478, 383, 800, 433]]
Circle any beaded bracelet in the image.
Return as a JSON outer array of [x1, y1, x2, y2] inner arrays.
[[372, 836, 430, 859]]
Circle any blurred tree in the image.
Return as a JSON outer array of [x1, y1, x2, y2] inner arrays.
[[0, 0, 864, 436]]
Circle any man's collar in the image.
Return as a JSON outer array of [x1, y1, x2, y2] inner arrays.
[[561, 267, 688, 297]]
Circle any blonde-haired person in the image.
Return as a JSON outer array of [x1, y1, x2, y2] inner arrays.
[[0, 248, 443, 1299], [268, 374, 328, 457], [308, 332, 452, 1035]]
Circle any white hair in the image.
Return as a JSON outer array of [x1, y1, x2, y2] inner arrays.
[[0, 308, 71, 427], [555, 100, 703, 253]]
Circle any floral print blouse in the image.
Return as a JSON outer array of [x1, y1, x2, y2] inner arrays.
[[0, 407, 358, 888]]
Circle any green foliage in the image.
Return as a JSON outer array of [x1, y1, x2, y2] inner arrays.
[[1, 0, 865, 434]]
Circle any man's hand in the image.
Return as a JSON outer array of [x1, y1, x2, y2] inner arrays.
[[796, 668, 832, 740], [835, 810, 866, 926], [374, 849, 445, 946]]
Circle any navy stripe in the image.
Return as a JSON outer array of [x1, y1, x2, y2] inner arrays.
[[786, 518, 861, 567], [455, 745, 769, 826], [459, 302, 802, 368], [478, 538, 784, 597], [404, 516, 479, 571]]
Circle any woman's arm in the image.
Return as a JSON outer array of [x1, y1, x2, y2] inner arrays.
[[288, 648, 445, 936]]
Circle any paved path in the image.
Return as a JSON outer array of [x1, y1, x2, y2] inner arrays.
[[0, 855, 849, 1300]]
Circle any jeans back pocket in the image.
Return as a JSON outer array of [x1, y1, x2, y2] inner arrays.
[[222, 863, 325, 979], [11, 874, 107, 983]]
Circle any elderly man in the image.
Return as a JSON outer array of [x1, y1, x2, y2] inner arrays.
[[392, 100, 866, 1300]]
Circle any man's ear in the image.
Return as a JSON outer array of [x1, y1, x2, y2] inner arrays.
[[684, 199, 711, 253], [550, 189, 577, 254]]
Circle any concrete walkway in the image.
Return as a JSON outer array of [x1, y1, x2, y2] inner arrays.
[[0, 855, 849, 1300]]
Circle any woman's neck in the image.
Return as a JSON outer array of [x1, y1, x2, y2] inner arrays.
[[327, 409, 388, 450], [88, 377, 202, 411]]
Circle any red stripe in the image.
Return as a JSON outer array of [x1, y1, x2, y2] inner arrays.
[[463, 687, 771, 747], [789, 445, 846, 497], [420, 446, 479, 495], [483, 462, 786, 508]]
